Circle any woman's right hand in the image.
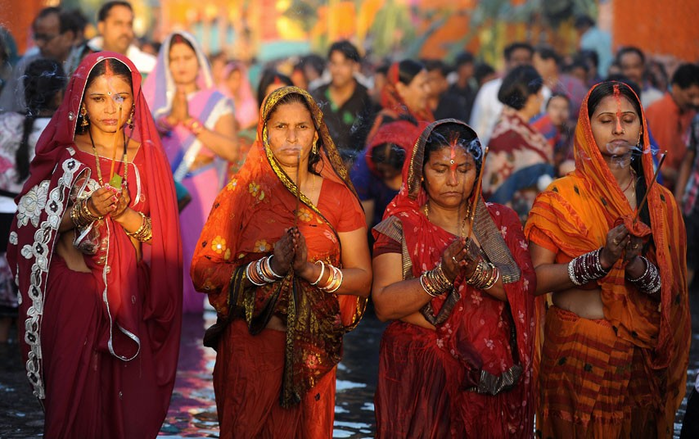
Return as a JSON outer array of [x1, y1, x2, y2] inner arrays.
[[271, 229, 296, 276], [88, 187, 120, 218], [169, 88, 189, 123], [441, 238, 470, 282], [600, 224, 630, 270]]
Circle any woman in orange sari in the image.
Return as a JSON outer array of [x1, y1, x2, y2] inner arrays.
[[525, 81, 690, 438], [190, 86, 371, 438]]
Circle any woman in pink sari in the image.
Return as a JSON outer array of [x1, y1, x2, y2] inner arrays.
[[143, 31, 238, 313]]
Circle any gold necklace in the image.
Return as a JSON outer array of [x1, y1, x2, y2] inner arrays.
[[88, 128, 130, 187], [423, 202, 468, 237]]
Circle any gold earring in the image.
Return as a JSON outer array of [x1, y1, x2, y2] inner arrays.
[[312, 140, 318, 155], [126, 106, 135, 128], [80, 105, 89, 127]]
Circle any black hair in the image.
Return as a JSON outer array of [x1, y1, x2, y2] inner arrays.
[[587, 81, 651, 230], [301, 54, 326, 76], [328, 40, 360, 63], [604, 74, 641, 98], [574, 15, 595, 29], [396, 59, 426, 85], [497, 65, 543, 110], [546, 92, 570, 109], [578, 49, 599, 69], [424, 59, 450, 77], [170, 33, 196, 53], [371, 142, 406, 172], [76, 58, 133, 135], [18, 59, 66, 183], [265, 90, 323, 174], [671, 63, 699, 89], [503, 42, 533, 62], [616, 46, 646, 66], [474, 62, 495, 85], [424, 122, 484, 179], [564, 59, 590, 75], [454, 51, 474, 68], [256, 69, 294, 110], [97, 1, 133, 22], [58, 9, 82, 35], [34, 7, 61, 27], [375, 63, 389, 76], [535, 45, 561, 66]]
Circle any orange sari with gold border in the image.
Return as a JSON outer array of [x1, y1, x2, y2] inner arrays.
[[190, 87, 366, 437], [525, 82, 689, 437]]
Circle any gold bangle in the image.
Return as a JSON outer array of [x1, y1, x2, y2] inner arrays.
[[125, 211, 152, 242]]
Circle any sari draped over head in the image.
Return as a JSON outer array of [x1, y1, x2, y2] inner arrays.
[[219, 61, 258, 129], [483, 107, 554, 209], [525, 82, 689, 436], [368, 62, 434, 141], [6, 52, 182, 435], [191, 86, 366, 408], [374, 119, 536, 437], [143, 31, 235, 313]]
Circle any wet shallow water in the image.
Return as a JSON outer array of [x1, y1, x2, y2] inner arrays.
[[158, 310, 386, 438], [1, 295, 697, 438]]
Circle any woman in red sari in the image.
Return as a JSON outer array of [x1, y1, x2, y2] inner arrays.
[[190, 86, 371, 438], [372, 119, 536, 438], [6, 52, 182, 438], [525, 81, 689, 438], [367, 59, 434, 141]]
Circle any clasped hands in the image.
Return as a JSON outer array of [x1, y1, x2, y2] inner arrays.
[[440, 237, 483, 283], [269, 227, 313, 280], [601, 223, 646, 279], [86, 184, 131, 222]]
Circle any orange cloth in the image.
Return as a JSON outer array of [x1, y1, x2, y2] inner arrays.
[[190, 86, 366, 436], [525, 82, 690, 438], [645, 92, 695, 180]]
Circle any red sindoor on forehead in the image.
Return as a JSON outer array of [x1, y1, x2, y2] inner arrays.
[[613, 84, 623, 133]]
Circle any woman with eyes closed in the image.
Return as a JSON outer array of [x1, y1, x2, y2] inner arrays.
[[525, 81, 690, 438], [7, 52, 182, 439], [191, 86, 371, 438], [371, 119, 535, 438], [143, 31, 238, 314]]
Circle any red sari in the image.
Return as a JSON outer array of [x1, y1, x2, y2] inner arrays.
[[6, 53, 182, 439], [190, 86, 366, 438], [373, 119, 536, 438]]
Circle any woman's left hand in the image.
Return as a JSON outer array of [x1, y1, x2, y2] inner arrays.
[[111, 185, 131, 220], [290, 227, 311, 277], [624, 234, 644, 263]]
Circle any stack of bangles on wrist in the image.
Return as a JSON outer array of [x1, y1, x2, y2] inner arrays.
[[310, 260, 343, 293], [626, 256, 661, 295], [246, 255, 285, 286], [70, 198, 103, 229], [419, 262, 452, 298], [125, 211, 153, 242], [567, 248, 610, 286], [466, 259, 500, 290]]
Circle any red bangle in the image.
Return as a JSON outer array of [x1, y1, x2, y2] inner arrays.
[[184, 118, 203, 135]]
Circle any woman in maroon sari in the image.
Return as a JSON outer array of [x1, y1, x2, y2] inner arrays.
[[372, 119, 535, 438], [6, 52, 182, 438]]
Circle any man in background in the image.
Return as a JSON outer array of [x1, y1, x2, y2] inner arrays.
[[0, 7, 78, 112], [311, 40, 374, 162], [87, 1, 155, 76]]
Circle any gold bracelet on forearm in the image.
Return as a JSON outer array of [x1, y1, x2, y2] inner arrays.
[[71, 198, 102, 229], [125, 211, 153, 242]]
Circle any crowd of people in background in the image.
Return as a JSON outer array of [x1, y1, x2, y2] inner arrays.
[[1, 1, 698, 438]]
